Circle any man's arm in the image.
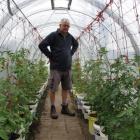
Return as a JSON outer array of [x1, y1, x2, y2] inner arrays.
[[38, 33, 54, 59], [71, 36, 79, 56]]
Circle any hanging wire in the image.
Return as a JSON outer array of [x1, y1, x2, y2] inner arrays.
[[11, 0, 42, 40], [76, 0, 113, 40], [133, 0, 140, 34], [67, 10, 97, 59]]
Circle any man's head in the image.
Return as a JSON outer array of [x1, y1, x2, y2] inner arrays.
[[59, 18, 70, 33]]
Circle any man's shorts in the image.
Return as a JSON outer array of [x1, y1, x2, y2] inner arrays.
[[47, 70, 72, 93]]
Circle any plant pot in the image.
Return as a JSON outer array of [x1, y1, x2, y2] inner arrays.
[[83, 108, 90, 119], [77, 102, 83, 110], [88, 113, 97, 135], [76, 94, 86, 101], [94, 124, 108, 140], [75, 94, 86, 109], [35, 94, 41, 99], [30, 103, 38, 115], [82, 104, 90, 115], [27, 101, 37, 106], [81, 100, 89, 106], [9, 132, 20, 140], [38, 82, 47, 95]]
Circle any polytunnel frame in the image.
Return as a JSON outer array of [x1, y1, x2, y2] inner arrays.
[[87, 0, 139, 55], [0, 0, 139, 55], [0, 8, 119, 53], [15, 23, 100, 60], [0, 13, 131, 56], [0, 9, 95, 48], [16, 20, 118, 66], [1, 8, 121, 62]]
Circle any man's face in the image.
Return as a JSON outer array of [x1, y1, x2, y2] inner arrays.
[[59, 22, 70, 33]]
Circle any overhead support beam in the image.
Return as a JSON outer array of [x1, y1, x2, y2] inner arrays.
[[7, 0, 13, 16], [52, 7, 68, 10], [51, 0, 72, 10], [51, 0, 55, 10], [68, 0, 72, 10]]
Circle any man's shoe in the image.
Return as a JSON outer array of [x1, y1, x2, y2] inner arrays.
[[50, 105, 58, 119], [61, 104, 75, 116]]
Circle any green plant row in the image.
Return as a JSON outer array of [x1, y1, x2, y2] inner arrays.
[[0, 49, 48, 140], [72, 48, 140, 140]]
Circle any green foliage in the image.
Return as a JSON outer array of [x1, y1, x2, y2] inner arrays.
[[82, 59, 106, 106], [72, 52, 140, 140], [93, 57, 139, 140], [72, 60, 87, 93], [0, 49, 48, 140]]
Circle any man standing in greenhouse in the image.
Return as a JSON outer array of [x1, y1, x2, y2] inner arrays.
[[39, 18, 78, 119]]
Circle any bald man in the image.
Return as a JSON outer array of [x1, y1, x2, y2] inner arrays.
[[39, 18, 78, 119]]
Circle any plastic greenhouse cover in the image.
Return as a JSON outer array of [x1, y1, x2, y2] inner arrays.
[[0, 0, 140, 60]]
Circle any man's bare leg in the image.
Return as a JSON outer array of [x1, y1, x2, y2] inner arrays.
[[61, 89, 75, 116], [50, 91, 58, 119], [62, 89, 69, 105]]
